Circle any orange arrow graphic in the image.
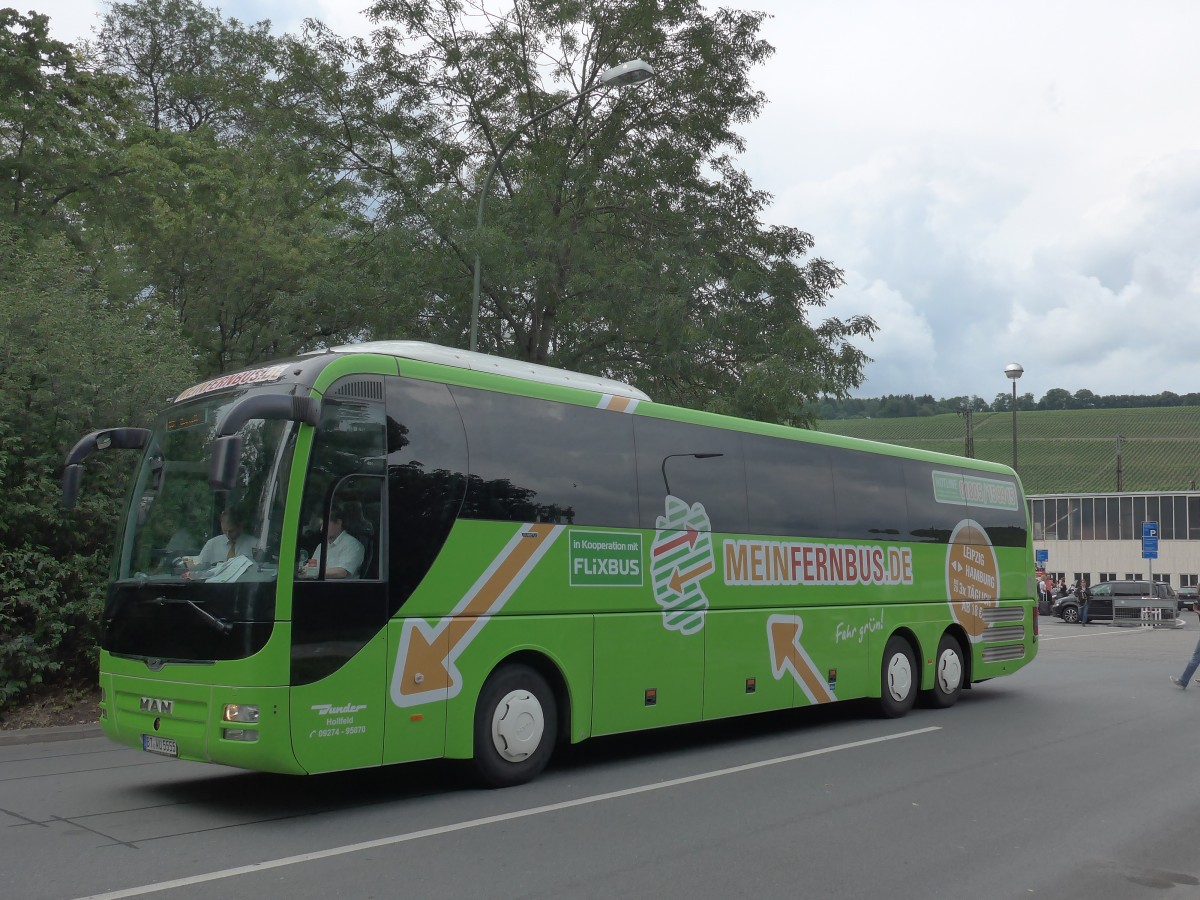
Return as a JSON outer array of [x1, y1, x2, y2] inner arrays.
[[390, 523, 561, 707], [668, 560, 713, 594], [768, 615, 836, 704], [653, 525, 700, 557]]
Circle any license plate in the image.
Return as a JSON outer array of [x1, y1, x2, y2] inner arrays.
[[142, 734, 178, 757]]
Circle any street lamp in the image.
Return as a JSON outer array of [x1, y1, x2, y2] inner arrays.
[[1005, 362, 1024, 471], [469, 58, 655, 353]]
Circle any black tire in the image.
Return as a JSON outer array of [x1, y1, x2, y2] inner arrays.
[[925, 633, 966, 709], [1061, 605, 1080, 624], [879, 635, 918, 718], [472, 664, 557, 788]]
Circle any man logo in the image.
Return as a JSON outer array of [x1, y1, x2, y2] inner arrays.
[[140, 697, 174, 715]]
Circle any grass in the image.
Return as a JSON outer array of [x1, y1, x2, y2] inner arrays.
[[818, 406, 1200, 495]]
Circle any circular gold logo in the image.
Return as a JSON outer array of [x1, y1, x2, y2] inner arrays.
[[946, 519, 999, 640]]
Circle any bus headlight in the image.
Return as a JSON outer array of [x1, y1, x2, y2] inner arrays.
[[223, 704, 260, 724]]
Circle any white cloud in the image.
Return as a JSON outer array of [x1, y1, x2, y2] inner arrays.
[[821, 272, 939, 397], [745, 1, 1200, 399]]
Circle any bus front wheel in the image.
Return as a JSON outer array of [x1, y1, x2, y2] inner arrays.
[[879, 635, 918, 718], [472, 664, 557, 788]]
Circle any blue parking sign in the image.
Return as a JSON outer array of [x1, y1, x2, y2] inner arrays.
[[1142, 521, 1159, 559]]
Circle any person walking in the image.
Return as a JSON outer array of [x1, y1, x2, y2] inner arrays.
[[1171, 600, 1200, 688], [1077, 575, 1091, 625]]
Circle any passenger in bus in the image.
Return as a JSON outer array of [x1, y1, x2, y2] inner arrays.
[[298, 505, 365, 579], [183, 509, 254, 573]]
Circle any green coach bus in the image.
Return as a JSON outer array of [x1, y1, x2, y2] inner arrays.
[[63, 341, 1038, 787]]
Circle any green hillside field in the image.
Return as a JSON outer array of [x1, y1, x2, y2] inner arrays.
[[818, 406, 1200, 495]]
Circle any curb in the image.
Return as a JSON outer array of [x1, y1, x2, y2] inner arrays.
[[0, 724, 104, 747]]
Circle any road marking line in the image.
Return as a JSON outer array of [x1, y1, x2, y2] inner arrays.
[[1041, 627, 1173, 641], [75, 726, 941, 900]]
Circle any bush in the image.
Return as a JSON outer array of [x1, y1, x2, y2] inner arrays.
[[0, 228, 195, 710]]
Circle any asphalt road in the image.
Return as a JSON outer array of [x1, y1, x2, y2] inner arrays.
[[5, 616, 1200, 900]]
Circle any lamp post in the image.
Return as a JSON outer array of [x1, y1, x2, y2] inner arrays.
[[1005, 362, 1024, 471], [469, 58, 655, 353]]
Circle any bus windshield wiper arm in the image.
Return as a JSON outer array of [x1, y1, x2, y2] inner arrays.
[[154, 596, 233, 635]]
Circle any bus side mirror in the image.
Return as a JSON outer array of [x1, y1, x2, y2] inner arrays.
[[62, 464, 84, 510], [207, 394, 319, 491], [209, 435, 243, 492], [61, 427, 151, 509]]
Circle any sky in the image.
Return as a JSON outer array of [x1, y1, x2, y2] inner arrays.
[[28, 0, 1200, 401]]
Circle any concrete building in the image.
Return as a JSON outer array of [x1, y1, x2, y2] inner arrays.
[[1028, 491, 1200, 592]]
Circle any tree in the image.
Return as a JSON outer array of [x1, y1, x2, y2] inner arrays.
[[90, 0, 272, 135], [279, 0, 876, 424], [87, 0, 375, 375], [0, 9, 131, 233], [1038, 388, 1072, 410], [0, 225, 196, 704]]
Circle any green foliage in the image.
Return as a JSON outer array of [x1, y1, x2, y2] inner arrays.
[[90, 0, 274, 135], [819, 406, 1200, 495], [86, 0, 374, 374], [280, 0, 876, 424], [0, 8, 132, 233], [0, 226, 196, 707]]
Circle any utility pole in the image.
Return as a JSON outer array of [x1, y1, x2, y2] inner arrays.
[[959, 407, 975, 458], [1116, 435, 1125, 492]]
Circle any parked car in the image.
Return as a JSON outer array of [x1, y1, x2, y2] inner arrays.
[[1052, 580, 1178, 623]]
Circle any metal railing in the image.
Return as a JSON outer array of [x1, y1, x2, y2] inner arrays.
[[1111, 599, 1181, 627]]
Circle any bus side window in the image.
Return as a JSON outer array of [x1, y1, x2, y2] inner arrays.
[[450, 385, 637, 529], [742, 432, 835, 539], [830, 448, 908, 541], [385, 378, 468, 613], [298, 389, 387, 581], [632, 416, 747, 534]]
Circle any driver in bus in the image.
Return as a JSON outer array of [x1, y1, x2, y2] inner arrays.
[[182, 508, 255, 574], [298, 505, 365, 580]]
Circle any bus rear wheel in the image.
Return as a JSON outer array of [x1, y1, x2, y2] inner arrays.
[[879, 635, 918, 718], [472, 664, 557, 788], [925, 634, 965, 708]]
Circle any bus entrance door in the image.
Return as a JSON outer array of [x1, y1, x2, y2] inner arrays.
[[288, 578, 389, 773]]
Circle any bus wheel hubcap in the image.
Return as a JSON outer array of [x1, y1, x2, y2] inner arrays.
[[491, 689, 544, 762], [887, 654, 912, 701], [937, 649, 962, 693]]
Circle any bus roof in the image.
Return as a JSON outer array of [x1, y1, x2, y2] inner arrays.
[[329, 341, 652, 402]]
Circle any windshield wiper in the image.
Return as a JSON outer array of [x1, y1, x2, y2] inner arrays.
[[154, 596, 233, 635]]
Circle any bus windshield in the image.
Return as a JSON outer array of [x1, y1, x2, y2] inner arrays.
[[115, 387, 297, 585]]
